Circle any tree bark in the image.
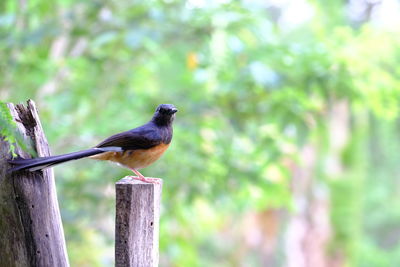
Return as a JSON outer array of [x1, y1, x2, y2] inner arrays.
[[0, 100, 69, 267]]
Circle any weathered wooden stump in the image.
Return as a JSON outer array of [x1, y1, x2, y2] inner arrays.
[[115, 177, 163, 267], [0, 100, 69, 267]]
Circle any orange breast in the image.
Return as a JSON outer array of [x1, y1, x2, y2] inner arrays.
[[90, 143, 170, 170]]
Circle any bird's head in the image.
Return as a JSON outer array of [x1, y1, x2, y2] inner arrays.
[[152, 104, 178, 126]]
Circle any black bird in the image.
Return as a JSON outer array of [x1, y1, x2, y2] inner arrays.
[[8, 104, 178, 183]]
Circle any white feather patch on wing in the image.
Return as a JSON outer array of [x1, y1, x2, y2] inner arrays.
[[29, 164, 52, 171], [95, 147, 123, 152]]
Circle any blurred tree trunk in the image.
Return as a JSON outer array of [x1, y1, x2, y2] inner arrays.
[[284, 144, 331, 267], [284, 100, 350, 267]]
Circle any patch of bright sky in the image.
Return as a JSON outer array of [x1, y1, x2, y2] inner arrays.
[[187, 0, 400, 30], [371, 0, 400, 29], [348, 0, 400, 28], [276, 0, 314, 30], [186, 0, 230, 9]]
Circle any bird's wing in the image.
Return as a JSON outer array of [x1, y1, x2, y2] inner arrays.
[[95, 125, 162, 150]]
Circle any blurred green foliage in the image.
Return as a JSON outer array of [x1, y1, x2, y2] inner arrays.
[[2, 0, 400, 266], [0, 102, 19, 154], [0, 102, 34, 156]]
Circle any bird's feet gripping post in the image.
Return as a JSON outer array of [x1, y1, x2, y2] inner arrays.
[[129, 168, 162, 184]]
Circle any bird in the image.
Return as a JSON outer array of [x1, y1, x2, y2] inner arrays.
[[7, 104, 178, 183]]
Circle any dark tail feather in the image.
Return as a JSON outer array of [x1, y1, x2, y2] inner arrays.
[[7, 147, 119, 173]]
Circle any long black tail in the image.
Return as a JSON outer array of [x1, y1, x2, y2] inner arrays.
[[7, 147, 119, 173]]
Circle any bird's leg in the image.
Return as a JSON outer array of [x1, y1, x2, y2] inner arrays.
[[128, 168, 161, 184]]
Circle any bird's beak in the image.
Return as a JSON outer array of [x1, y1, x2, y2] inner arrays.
[[170, 108, 178, 114]]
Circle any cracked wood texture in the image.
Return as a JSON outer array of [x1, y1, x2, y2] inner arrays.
[[115, 177, 162, 267], [0, 100, 69, 267]]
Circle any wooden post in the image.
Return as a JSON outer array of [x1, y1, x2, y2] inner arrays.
[[0, 100, 69, 266], [115, 177, 163, 267]]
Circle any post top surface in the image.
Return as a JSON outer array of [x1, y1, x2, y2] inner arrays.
[[116, 176, 163, 185]]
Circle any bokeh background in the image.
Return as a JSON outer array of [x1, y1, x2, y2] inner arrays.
[[2, 0, 400, 266]]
